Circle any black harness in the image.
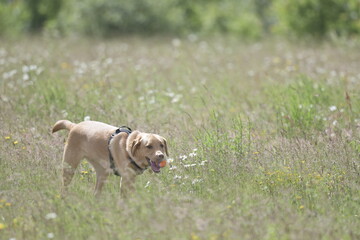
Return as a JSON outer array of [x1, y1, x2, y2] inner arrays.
[[107, 126, 147, 176]]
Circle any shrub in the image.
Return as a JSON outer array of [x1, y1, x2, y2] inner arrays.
[[272, 0, 360, 37], [46, 0, 262, 39], [0, 1, 28, 37], [25, 0, 63, 32], [47, 0, 183, 37]]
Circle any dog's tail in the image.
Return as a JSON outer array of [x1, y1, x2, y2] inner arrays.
[[52, 120, 76, 133]]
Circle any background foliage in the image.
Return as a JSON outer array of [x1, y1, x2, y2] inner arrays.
[[1, 0, 359, 39]]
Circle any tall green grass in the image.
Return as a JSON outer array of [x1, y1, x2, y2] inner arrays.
[[0, 38, 359, 239], [268, 75, 354, 138]]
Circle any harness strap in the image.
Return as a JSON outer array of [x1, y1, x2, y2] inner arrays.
[[108, 126, 147, 176], [108, 126, 132, 176]]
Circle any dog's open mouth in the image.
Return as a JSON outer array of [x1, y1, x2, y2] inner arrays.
[[147, 158, 161, 173], [150, 160, 161, 173]]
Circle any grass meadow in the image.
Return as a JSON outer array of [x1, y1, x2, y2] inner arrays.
[[0, 37, 360, 240]]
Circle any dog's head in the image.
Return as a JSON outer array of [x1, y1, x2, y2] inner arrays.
[[126, 131, 168, 173]]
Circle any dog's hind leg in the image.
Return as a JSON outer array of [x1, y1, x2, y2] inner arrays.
[[62, 143, 82, 189]]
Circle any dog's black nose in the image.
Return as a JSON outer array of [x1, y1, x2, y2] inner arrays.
[[157, 153, 164, 159]]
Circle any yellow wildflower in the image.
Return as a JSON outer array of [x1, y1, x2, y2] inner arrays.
[[272, 57, 281, 64], [209, 234, 218, 240], [61, 62, 70, 69], [0, 223, 6, 230], [299, 205, 305, 210], [13, 141, 19, 145], [4, 136, 11, 140], [191, 233, 200, 240], [5, 202, 11, 207]]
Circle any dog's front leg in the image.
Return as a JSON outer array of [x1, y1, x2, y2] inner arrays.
[[120, 170, 136, 198]]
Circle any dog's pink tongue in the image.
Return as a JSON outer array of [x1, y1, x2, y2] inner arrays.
[[150, 161, 160, 173]]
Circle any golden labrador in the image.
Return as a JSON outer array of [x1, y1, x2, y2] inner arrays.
[[52, 120, 168, 196]]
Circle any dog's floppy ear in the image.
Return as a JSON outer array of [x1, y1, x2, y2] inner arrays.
[[162, 137, 169, 156], [131, 135, 142, 157], [126, 131, 142, 157]]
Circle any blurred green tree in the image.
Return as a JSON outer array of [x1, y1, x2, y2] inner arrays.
[[0, 0, 359, 38], [254, 0, 273, 34], [26, 0, 62, 32], [273, 0, 360, 37]]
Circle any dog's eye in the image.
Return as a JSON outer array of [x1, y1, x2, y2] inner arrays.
[[146, 145, 153, 149], [160, 144, 164, 148]]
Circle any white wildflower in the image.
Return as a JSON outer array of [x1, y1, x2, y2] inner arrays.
[[184, 164, 197, 168], [171, 94, 182, 103], [61, 110, 68, 118], [22, 65, 29, 73], [174, 175, 182, 180], [189, 152, 197, 157], [192, 179, 202, 185], [29, 65, 37, 71], [167, 158, 174, 164], [45, 212, 57, 220], [36, 67, 44, 75], [247, 70, 255, 77], [149, 97, 156, 105], [134, 64, 142, 71], [172, 38, 181, 47], [165, 91, 175, 98], [332, 120, 337, 126], [105, 58, 113, 65], [179, 155, 187, 161], [84, 116, 91, 121], [3, 69, 17, 79], [23, 74, 29, 81], [329, 106, 337, 112], [199, 160, 208, 166], [47, 233, 54, 239], [145, 181, 150, 188], [169, 166, 177, 170]]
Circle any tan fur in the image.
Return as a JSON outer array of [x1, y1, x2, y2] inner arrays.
[[52, 120, 168, 197]]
